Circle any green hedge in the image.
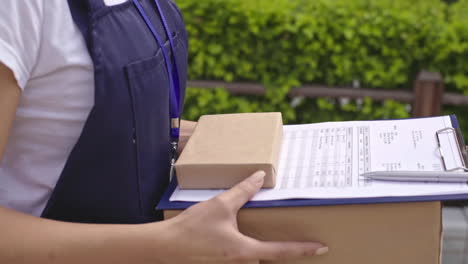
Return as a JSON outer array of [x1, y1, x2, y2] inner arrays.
[[177, 0, 468, 134], [442, 0, 468, 93]]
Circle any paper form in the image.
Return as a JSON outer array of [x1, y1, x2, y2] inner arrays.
[[170, 116, 468, 202]]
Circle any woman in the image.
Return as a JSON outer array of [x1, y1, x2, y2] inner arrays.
[[0, 0, 328, 263]]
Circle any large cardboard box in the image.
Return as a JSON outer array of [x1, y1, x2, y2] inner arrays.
[[176, 112, 283, 189], [169, 112, 442, 263], [164, 201, 442, 264]]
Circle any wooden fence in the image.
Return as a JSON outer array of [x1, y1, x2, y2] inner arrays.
[[188, 71, 468, 117]]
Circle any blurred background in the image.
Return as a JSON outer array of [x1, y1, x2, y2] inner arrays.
[[175, 0, 468, 262], [178, 0, 468, 134]]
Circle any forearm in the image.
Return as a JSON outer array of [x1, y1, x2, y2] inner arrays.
[[0, 206, 167, 264], [0, 63, 20, 159]]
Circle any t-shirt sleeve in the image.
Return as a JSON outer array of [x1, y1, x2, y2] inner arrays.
[[0, 0, 44, 90]]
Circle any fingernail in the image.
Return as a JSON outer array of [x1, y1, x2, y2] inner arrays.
[[250, 171, 266, 186], [315, 247, 329, 256]]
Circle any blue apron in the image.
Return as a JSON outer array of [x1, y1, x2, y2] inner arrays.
[[41, 0, 187, 224]]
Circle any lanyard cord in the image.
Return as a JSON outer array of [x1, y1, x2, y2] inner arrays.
[[132, 0, 181, 141], [153, 0, 181, 119]]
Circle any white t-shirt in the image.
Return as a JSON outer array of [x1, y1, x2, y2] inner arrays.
[[0, 0, 127, 217]]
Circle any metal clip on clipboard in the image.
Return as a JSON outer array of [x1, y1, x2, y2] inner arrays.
[[436, 127, 468, 172]]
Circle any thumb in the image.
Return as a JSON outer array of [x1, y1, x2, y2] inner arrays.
[[216, 171, 265, 212]]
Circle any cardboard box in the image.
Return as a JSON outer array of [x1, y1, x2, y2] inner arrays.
[[176, 112, 283, 189], [164, 202, 442, 264]]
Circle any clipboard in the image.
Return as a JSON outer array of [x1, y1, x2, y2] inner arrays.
[[436, 126, 468, 172], [157, 115, 468, 211]]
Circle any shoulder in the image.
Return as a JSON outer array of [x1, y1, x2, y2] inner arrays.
[[0, 0, 83, 89], [0, 0, 46, 25], [0, 0, 47, 89]]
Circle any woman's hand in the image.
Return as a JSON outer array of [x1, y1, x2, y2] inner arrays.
[[178, 120, 197, 154], [149, 171, 328, 264]]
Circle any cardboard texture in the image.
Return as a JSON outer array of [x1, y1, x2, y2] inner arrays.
[[165, 202, 442, 264], [176, 112, 283, 189]]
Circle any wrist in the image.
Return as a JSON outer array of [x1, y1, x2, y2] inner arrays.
[[131, 220, 176, 264]]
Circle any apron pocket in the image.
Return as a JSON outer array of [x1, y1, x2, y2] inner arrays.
[[125, 50, 172, 219]]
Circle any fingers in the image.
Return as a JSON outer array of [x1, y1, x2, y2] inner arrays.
[[249, 240, 329, 261], [215, 171, 265, 212]]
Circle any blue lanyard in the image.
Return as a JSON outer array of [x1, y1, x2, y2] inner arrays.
[[132, 0, 181, 141]]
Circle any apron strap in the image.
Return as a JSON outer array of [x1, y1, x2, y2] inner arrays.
[[87, 0, 106, 11], [67, 0, 106, 42]]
